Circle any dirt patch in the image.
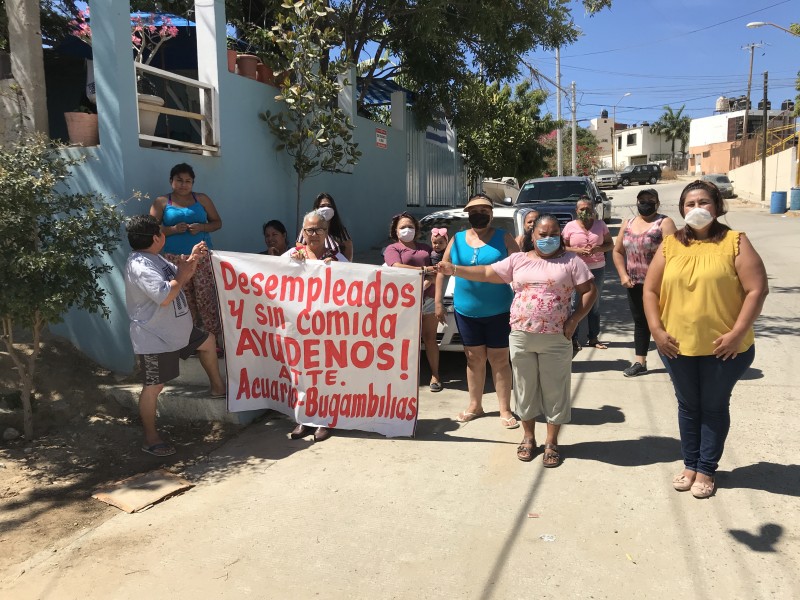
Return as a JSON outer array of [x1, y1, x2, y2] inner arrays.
[[0, 334, 241, 574]]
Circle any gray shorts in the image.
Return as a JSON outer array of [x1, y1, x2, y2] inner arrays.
[[138, 327, 209, 386], [422, 296, 436, 315]]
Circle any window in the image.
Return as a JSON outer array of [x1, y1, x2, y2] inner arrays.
[[626, 133, 637, 146], [617, 137, 622, 150]]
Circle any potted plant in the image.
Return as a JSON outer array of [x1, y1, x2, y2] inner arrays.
[[226, 38, 239, 73], [64, 104, 99, 147], [236, 53, 259, 79]]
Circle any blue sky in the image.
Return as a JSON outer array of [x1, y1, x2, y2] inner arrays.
[[525, 0, 798, 126]]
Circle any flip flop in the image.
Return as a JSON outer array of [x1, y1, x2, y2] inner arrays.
[[456, 411, 485, 423], [209, 391, 226, 399], [500, 416, 520, 429], [141, 442, 176, 457], [429, 381, 443, 393], [587, 339, 608, 349]]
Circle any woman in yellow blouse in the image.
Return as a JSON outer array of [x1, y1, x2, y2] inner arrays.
[[643, 180, 767, 499]]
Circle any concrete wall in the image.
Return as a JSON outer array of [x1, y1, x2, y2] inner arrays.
[[688, 110, 785, 146], [727, 146, 797, 204], [48, 0, 414, 373]]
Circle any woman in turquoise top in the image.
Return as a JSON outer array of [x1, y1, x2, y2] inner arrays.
[[151, 163, 223, 349], [435, 194, 520, 428]]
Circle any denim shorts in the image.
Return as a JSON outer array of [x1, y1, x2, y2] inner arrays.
[[454, 311, 511, 348], [422, 296, 436, 315]]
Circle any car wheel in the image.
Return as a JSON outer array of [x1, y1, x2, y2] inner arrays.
[[649, 176, 657, 184], [621, 178, 630, 186]]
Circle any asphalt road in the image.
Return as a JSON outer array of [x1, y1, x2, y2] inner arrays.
[[3, 183, 799, 599]]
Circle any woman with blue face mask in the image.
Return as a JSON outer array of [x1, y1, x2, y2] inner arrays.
[[438, 214, 597, 467]]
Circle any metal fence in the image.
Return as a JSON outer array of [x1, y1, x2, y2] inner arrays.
[[405, 111, 469, 208]]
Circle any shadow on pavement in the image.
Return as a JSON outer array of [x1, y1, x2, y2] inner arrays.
[[568, 404, 625, 426], [728, 523, 783, 553], [718, 462, 800, 497], [566, 435, 681, 466]]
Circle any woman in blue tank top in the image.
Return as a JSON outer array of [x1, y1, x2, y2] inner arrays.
[[150, 163, 223, 349], [434, 194, 520, 429]]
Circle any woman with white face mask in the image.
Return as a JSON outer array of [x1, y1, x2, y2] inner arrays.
[[296, 192, 354, 261], [643, 180, 768, 499], [383, 212, 441, 391]]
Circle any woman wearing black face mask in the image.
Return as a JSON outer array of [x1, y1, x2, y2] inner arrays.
[[612, 189, 676, 377], [435, 194, 521, 429]]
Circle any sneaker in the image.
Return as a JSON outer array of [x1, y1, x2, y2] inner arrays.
[[623, 362, 647, 377]]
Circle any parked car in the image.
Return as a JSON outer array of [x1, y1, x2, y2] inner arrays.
[[594, 168, 620, 189], [619, 163, 662, 186], [418, 206, 529, 351], [701, 174, 736, 198], [513, 176, 612, 225]]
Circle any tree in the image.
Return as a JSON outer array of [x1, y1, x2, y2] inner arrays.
[[329, 0, 605, 126], [0, 94, 124, 439], [651, 104, 692, 155], [258, 0, 361, 232], [540, 126, 600, 177], [456, 77, 554, 183]]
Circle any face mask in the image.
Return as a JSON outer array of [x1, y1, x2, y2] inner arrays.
[[577, 209, 594, 221], [397, 227, 416, 242], [637, 202, 657, 217], [535, 236, 561, 255], [468, 212, 491, 228], [316, 206, 334, 222], [683, 207, 714, 229]]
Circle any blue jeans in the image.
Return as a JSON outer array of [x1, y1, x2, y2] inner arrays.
[[571, 265, 604, 343], [660, 346, 754, 477]]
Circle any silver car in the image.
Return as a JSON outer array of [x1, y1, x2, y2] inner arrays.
[[594, 168, 619, 189], [419, 206, 528, 351], [702, 174, 735, 199]]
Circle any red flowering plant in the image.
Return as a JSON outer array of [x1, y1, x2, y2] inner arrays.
[[70, 9, 179, 66]]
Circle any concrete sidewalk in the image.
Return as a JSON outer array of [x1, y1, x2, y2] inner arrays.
[[2, 196, 798, 599]]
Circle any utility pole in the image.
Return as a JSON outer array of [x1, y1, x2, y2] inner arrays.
[[571, 81, 577, 175], [741, 42, 763, 150], [761, 71, 768, 205], [556, 47, 563, 176]]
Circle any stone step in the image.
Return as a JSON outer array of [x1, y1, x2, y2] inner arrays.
[[105, 356, 263, 425]]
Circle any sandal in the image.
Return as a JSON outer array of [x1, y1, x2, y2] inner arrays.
[[587, 338, 608, 349], [572, 340, 582, 356], [456, 410, 485, 423], [500, 416, 520, 430], [542, 443, 561, 468], [517, 438, 536, 462]]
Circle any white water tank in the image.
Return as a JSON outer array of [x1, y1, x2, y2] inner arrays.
[[715, 96, 730, 113]]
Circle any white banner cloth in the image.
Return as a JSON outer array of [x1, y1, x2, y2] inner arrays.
[[210, 251, 422, 437]]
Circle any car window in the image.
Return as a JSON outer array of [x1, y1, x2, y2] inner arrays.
[[419, 215, 517, 242], [518, 181, 588, 202], [597, 169, 614, 175], [714, 176, 730, 183]]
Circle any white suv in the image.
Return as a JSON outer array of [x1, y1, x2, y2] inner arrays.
[[419, 206, 528, 351]]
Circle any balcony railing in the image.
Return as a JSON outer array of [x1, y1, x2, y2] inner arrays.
[[134, 62, 219, 154]]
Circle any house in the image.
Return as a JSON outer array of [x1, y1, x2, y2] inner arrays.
[[2, 2, 466, 373], [612, 123, 673, 170], [587, 110, 626, 168], [687, 106, 790, 175]]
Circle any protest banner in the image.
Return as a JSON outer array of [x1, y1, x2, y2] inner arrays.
[[210, 251, 422, 437]]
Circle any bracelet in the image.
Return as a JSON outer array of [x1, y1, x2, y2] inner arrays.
[[453, 264, 457, 275]]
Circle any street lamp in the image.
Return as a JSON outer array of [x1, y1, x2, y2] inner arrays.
[[611, 92, 631, 170], [746, 21, 799, 36]]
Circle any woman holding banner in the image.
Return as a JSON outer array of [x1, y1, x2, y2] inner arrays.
[[383, 212, 441, 392], [284, 210, 348, 441], [434, 194, 520, 429], [438, 214, 596, 466]]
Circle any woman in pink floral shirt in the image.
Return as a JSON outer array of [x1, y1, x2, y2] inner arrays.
[[438, 215, 596, 466]]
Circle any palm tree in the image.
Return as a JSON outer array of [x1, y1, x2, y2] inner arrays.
[[651, 105, 691, 155]]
